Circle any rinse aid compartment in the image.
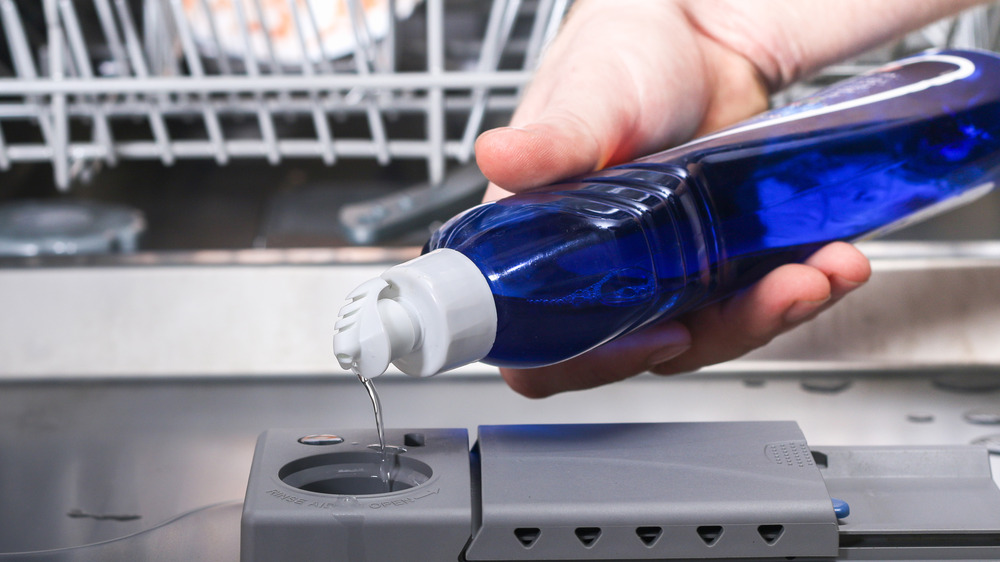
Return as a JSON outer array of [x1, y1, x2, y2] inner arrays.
[[241, 422, 1000, 561]]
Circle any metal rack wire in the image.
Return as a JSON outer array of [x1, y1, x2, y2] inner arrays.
[[2, 1, 999, 195], [0, 0, 568, 190]]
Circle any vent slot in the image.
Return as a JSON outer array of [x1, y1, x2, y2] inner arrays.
[[811, 450, 828, 467], [635, 526, 662, 546], [758, 524, 784, 544], [697, 525, 723, 546], [574, 527, 602, 547], [514, 528, 540, 548]]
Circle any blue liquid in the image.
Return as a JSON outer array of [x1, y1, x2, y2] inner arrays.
[[428, 50, 1000, 368]]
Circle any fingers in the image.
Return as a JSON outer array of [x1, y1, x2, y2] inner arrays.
[[802, 241, 872, 300], [499, 242, 871, 398], [650, 242, 870, 376], [475, 1, 713, 194], [476, 121, 604, 195], [474, 2, 771, 199], [499, 321, 691, 399], [649, 264, 833, 377]]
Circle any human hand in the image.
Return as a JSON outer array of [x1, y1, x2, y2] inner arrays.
[[473, 0, 882, 396]]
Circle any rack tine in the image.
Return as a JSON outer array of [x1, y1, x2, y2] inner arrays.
[[0, 121, 9, 171], [344, 0, 390, 165], [287, 0, 334, 165], [60, 0, 117, 167], [114, 0, 173, 165], [376, 0, 398, 113], [251, 0, 291, 110], [233, 0, 262, 76], [58, 24, 79, 78], [143, 0, 180, 79], [44, 0, 70, 190], [0, 0, 38, 80], [302, 0, 346, 112], [233, 0, 280, 165], [92, 0, 131, 75], [426, 0, 444, 185], [303, 0, 350, 120], [541, 0, 568, 57], [302, 0, 334, 75], [92, 0, 134, 108], [198, 0, 233, 75], [0, 0, 59, 183], [384, 0, 397, 73], [0, 0, 37, 79], [522, 0, 554, 72], [346, 0, 376, 66], [170, 0, 228, 164], [197, 0, 241, 110], [251, 0, 282, 74], [58, 2, 91, 70], [457, 0, 521, 163]]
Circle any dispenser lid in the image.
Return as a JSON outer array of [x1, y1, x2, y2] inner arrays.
[[333, 248, 497, 378]]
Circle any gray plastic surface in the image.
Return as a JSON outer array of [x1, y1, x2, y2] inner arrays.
[[820, 445, 1000, 559], [464, 421, 839, 560], [240, 428, 472, 562], [241, 422, 1000, 561]]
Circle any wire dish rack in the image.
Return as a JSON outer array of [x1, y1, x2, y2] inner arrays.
[[0, 0, 568, 191], [2, 1, 999, 244]]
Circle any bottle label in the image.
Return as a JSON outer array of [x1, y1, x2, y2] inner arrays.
[[764, 54, 972, 120]]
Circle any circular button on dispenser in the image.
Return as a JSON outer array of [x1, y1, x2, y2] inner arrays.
[[298, 434, 345, 446], [832, 498, 850, 519]]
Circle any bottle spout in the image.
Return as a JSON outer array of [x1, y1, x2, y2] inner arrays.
[[333, 277, 419, 379], [332, 249, 499, 378]]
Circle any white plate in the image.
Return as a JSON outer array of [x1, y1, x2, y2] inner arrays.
[[182, 0, 422, 64]]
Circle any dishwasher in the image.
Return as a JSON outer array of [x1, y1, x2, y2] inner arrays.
[[3, 1, 1000, 561]]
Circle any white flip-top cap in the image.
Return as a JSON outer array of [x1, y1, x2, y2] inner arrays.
[[333, 248, 498, 378]]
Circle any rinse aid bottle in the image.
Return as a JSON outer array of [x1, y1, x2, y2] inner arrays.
[[334, 48, 1000, 379]]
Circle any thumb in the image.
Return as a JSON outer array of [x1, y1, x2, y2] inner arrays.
[[475, 118, 604, 195], [474, 2, 712, 195]]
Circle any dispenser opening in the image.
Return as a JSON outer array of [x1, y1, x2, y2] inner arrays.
[[278, 451, 432, 495]]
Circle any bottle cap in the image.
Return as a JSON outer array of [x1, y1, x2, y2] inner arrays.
[[333, 248, 497, 378]]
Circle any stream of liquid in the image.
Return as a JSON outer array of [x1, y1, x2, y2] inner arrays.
[[356, 372, 392, 491]]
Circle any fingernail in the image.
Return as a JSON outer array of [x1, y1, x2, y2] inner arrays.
[[485, 125, 530, 134], [646, 343, 691, 368], [783, 297, 831, 324], [830, 274, 866, 300], [480, 126, 518, 137]]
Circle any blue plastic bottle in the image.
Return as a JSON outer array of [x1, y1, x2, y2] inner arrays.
[[334, 49, 1000, 379]]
